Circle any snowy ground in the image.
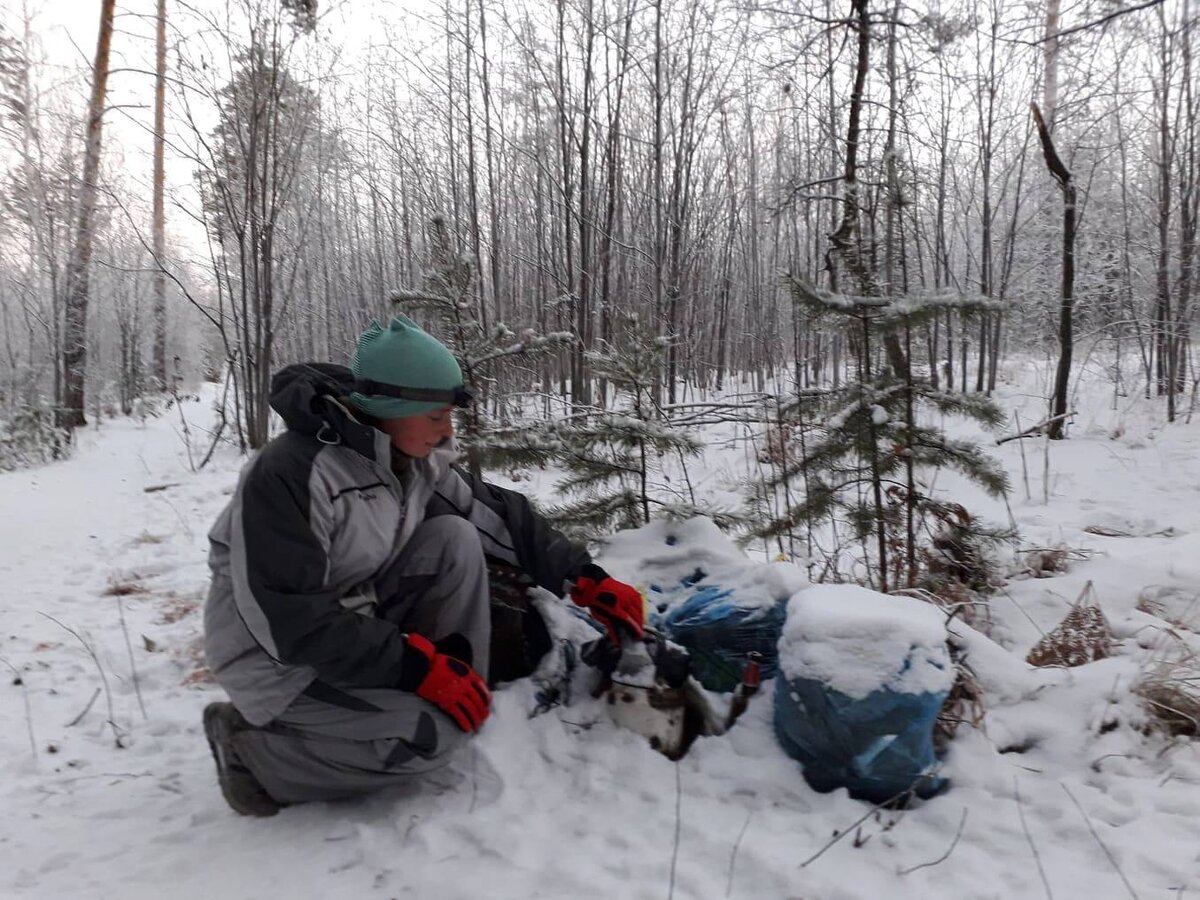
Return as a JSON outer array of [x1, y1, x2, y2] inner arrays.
[[4, 359, 1200, 899]]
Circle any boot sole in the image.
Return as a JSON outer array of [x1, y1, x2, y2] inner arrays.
[[203, 703, 281, 817]]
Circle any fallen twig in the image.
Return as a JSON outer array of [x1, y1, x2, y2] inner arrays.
[[154, 494, 195, 542], [1084, 524, 1178, 539], [725, 810, 753, 898], [0, 655, 37, 762], [1014, 776, 1054, 899], [1082, 525, 1132, 537], [669, 762, 682, 900], [116, 593, 147, 720], [1043, 430, 1051, 504], [1015, 410, 1032, 500], [1061, 784, 1139, 899], [39, 613, 128, 748], [800, 785, 915, 868], [66, 687, 102, 727], [898, 807, 968, 875], [996, 411, 1077, 445], [170, 377, 196, 472], [198, 368, 233, 470]]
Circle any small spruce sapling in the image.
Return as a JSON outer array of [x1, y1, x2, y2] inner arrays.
[[750, 278, 1012, 593], [548, 315, 706, 540]]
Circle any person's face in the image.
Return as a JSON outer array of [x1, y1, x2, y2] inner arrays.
[[378, 405, 455, 458]]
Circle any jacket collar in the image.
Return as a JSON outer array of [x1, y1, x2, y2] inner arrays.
[[317, 395, 392, 469], [320, 395, 463, 478]]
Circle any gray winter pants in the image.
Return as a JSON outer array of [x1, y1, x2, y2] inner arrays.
[[232, 516, 491, 804]]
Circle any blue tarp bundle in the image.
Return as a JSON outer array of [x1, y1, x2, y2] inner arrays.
[[773, 661, 949, 804], [651, 576, 787, 693]]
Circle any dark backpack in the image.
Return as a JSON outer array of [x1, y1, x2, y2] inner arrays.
[[486, 556, 552, 685]]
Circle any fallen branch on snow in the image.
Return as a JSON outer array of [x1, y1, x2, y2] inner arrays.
[[1062, 784, 1139, 899], [799, 785, 915, 868], [995, 411, 1076, 445], [725, 810, 753, 897], [66, 687, 101, 727], [1014, 776, 1054, 900], [39, 612, 128, 749], [898, 806, 968, 875]]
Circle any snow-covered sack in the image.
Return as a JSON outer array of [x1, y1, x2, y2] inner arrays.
[[652, 581, 788, 691], [774, 585, 953, 803], [604, 518, 806, 692]]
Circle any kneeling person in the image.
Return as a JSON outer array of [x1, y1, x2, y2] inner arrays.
[[201, 316, 643, 815]]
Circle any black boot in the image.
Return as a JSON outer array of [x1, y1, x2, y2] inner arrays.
[[202, 702, 283, 817]]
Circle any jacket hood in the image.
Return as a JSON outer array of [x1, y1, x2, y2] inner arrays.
[[270, 363, 356, 435]]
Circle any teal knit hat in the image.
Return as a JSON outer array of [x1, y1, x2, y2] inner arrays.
[[349, 315, 465, 419]]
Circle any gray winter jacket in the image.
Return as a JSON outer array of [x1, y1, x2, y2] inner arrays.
[[204, 363, 588, 725]]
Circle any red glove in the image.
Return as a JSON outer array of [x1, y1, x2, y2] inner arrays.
[[404, 634, 491, 733], [570, 564, 645, 645]]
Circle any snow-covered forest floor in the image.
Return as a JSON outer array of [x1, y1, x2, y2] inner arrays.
[[5, 357, 1200, 899]]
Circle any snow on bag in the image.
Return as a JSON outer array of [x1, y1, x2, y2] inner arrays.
[[774, 585, 953, 803], [604, 518, 801, 694], [651, 576, 788, 692]]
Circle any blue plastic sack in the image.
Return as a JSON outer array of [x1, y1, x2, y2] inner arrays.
[[773, 663, 949, 804], [651, 576, 787, 692]]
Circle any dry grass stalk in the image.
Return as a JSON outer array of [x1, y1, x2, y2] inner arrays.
[[1135, 650, 1200, 738], [926, 580, 993, 635], [179, 635, 213, 685], [893, 589, 987, 749], [934, 654, 985, 751], [103, 579, 147, 597], [0, 654, 37, 761], [158, 592, 199, 624], [1026, 582, 1113, 668], [1135, 586, 1200, 632], [183, 667, 214, 685], [1021, 546, 1070, 578], [1134, 591, 1166, 619], [758, 423, 798, 465]]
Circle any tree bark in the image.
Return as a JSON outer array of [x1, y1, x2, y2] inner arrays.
[[477, 0, 503, 327], [1043, 0, 1060, 132], [574, 0, 596, 407], [462, 0, 487, 333], [1175, 0, 1197, 404], [652, 0, 665, 403], [152, 0, 168, 390], [1154, 13, 1174, 413], [61, 0, 117, 430], [597, 0, 634, 407], [1032, 103, 1075, 440], [829, 0, 908, 380]]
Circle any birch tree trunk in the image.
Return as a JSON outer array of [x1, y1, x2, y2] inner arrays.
[[574, 0, 596, 407], [652, 0, 665, 403], [1043, 0, 1060, 131], [597, 0, 634, 407], [1154, 11, 1174, 413], [1175, 0, 1197, 403], [462, 0, 487, 332], [152, 0, 168, 389], [477, 0, 503, 327]]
